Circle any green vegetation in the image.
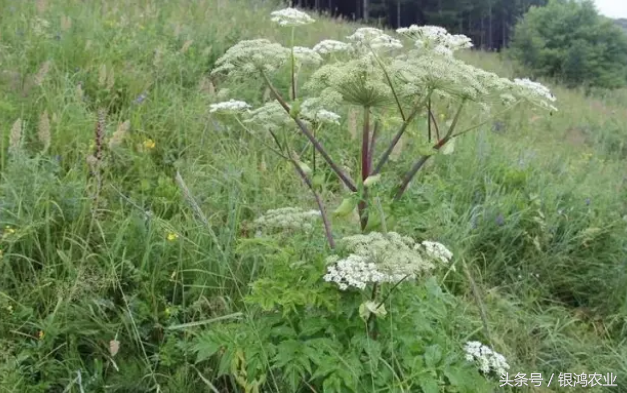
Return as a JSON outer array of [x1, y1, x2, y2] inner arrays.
[[0, 0, 626, 392], [509, 0, 627, 89]]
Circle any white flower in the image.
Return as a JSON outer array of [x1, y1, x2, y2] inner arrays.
[[512, 78, 557, 111], [300, 98, 341, 125], [209, 99, 251, 114], [270, 7, 315, 27], [315, 109, 341, 125], [419, 241, 453, 264], [313, 39, 352, 55], [347, 27, 403, 52], [323, 232, 443, 290], [243, 101, 293, 130], [254, 207, 321, 232], [292, 46, 323, 67], [396, 25, 472, 56], [211, 39, 290, 77], [464, 341, 510, 377]]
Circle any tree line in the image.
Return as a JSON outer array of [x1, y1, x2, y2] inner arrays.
[[291, 0, 548, 50]]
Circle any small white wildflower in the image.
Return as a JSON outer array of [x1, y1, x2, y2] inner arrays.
[[270, 7, 315, 27], [313, 39, 352, 55], [464, 341, 510, 377], [209, 99, 251, 114]]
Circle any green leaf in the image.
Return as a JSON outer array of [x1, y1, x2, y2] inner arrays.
[[193, 333, 222, 362], [333, 196, 358, 217], [419, 376, 440, 393], [424, 344, 443, 369], [359, 301, 387, 321], [441, 137, 456, 155]]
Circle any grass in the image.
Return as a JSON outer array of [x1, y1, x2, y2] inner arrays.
[[0, 0, 626, 391]]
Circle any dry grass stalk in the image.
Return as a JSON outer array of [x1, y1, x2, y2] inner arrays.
[[9, 118, 23, 154], [38, 111, 51, 153], [108, 120, 130, 149]]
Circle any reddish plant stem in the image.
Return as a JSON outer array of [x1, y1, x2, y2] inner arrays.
[[290, 156, 336, 250], [260, 71, 357, 192], [372, 92, 432, 176], [394, 100, 466, 201], [358, 107, 370, 231]]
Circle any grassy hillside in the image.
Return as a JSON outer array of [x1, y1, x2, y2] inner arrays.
[[1, 0, 626, 392]]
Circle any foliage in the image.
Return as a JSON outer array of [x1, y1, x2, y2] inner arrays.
[[509, 0, 627, 89]]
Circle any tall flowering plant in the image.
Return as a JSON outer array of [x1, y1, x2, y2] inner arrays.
[[204, 7, 556, 389]]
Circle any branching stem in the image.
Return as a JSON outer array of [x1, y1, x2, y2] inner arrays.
[[260, 70, 357, 192]]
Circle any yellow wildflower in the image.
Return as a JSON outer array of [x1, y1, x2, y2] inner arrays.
[[143, 139, 156, 150], [167, 233, 179, 241], [4, 226, 15, 235], [38, 330, 45, 340], [6, 305, 13, 314]]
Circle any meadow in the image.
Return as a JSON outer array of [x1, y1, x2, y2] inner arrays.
[[0, 0, 626, 391]]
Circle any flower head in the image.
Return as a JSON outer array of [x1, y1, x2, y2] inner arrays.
[[254, 207, 321, 233], [313, 39, 352, 55], [511, 78, 557, 111], [270, 7, 315, 27], [167, 233, 179, 241], [209, 99, 251, 114], [464, 341, 510, 376], [397, 25, 472, 56], [347, 27, 403, 52], [143, 139, 156, 150], [292, 46, 323, 67], [243, 101, 293, 130], [211, 39, 290, 78]]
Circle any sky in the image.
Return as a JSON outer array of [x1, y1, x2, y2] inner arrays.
[[594, 0, 627, 19]]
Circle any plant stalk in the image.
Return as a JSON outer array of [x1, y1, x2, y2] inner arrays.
[[260, 71, 357, 192], [372, 92, 432, 176], [358, 107, 371, 231], [393, 100, 466, 201]]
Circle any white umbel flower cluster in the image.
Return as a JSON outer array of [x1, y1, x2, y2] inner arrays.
[[292, 46, 323, 67], [211, 39, 290, 77], [209, 99, 251, 114], [300, 97, 342, 125], [513, 78, 557, 111], [243, 101, 293, 130], [254, 207, 321, 232], [313, 40, 352, 55], [323, 254, 392, 290], [421, 241, 453, 264], [270, 7, 315, 27], [464, 341, 510, 377], [397, 25, 472, 56], [324, 232, 453, 290], [347, 27, 403, 51]]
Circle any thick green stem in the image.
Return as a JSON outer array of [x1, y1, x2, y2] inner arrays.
[[260, 71, 358, 192], [372, 92, 432, 176], [393, 100, 466, 201]]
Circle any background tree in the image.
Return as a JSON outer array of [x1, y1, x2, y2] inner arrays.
[[508, 0, 627, 89], [291, 0, 548, 50]]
